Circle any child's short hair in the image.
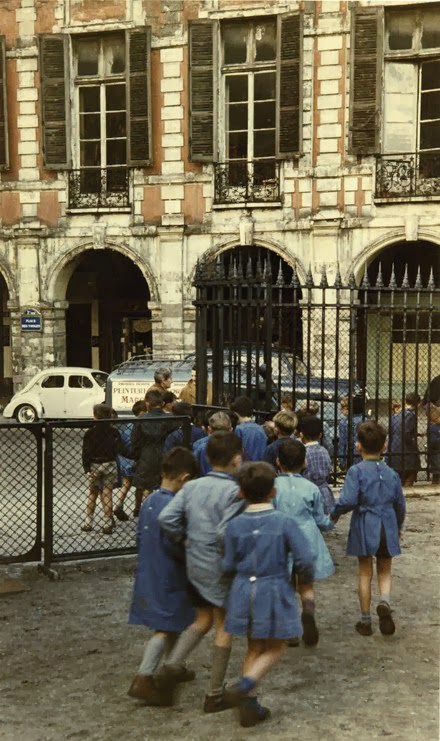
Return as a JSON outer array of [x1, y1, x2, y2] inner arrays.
[[262, 421, 277, 442], [391, 399, 401, 414], [298, 399, 320, 416], [161, 446, 198, 480], [357, 421, 387, 454], [93, 403, 112, 420], [280, 394, 293, 411], [273, 410, 298, 435], [230, 396, 253, 418], [171, 401, 193, 418], [278, 439, 306, 471], [237, 461, 275, 503], [206, 431, 242, 466], [405, 391, 420, 407], [340, 395, 348, 407], [132, 399, 148, 416], [209, 411, 232, 431], [145, 388, 164, 408], [163, 391, 176, 406], [298, 415, 323, 440]]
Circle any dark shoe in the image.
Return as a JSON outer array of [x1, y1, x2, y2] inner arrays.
[[81, 522, 93, 532], [355, 621, 373, 636], [223, 682, 248, 707], [114, 506, 129, 522], [154, 664, 184, 690], [174, 666, 196, 683], [302, 612, 319, 647], [203, 692, 235, 714], [127, 675, 173, 706], [102, 523, 114, 535], [239, 700, 271, 728], [377, 602, 396, 635], [288, 637, 300, 648]]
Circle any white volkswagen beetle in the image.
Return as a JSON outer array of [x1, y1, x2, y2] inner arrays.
[[3, 367, 108, 423]]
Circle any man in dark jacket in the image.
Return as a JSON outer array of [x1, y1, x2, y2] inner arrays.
[[131, 389, 171, 517]]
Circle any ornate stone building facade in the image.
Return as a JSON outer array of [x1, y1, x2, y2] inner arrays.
[[0, 0, 438, 393]]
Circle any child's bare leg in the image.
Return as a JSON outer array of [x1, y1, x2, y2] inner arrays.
[[99, 486, 113, 520], [356, 557, 373, 635], [298, 582, 319, 646], [116, 477, 131, 507], [376, 557, 395, 635], [208, 608, 233, 701], [158, 607, 213, 674], [86, 485, 99, 519]]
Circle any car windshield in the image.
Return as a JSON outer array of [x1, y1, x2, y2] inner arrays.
[[92, 372, 108, 388]]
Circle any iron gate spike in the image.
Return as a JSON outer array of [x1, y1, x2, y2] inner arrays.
[[335, 263, 342, 288], [375, 262, 384, 288], [276, 261, 284, 287], [236, 255, 243, 280], [306, 263, 313, 287], [348, 269, 356, 288], [290, 265, 300, 289], [401, 264, 410, 288], [246, 256, 253, 280], [361, 263, 369, 289], [320, 264, 328, 288], [389, 263, 397, 289], [427, 267, 435, 290], [414, 265, 422, 290]]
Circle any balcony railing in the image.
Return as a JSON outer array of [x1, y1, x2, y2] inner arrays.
[[214, 160, 280, 205], [68, 167, 130, 209], [375, 151, 440, 200]]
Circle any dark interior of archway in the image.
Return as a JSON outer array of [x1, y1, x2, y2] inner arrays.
[[206, 246, 302, 352], [66, 250, 151, 372], [366, 240, 439, 288]]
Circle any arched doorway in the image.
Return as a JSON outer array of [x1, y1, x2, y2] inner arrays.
[[0, 272, 11, 397], [65, 250, 151, 372], [194, 245, 303, 406], [357, 239, 439, 406]]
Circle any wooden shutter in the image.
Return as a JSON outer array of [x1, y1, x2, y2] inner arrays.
[[277, 13, 302, 158], [39, 35, 69, 169], [349, 7, 383, 155], [0, 36, 8, 170], [189, 20, 214, 162], [127, 27, 152, 167]]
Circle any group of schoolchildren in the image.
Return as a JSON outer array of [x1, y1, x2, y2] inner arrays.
[[119, 392, 407, 729]]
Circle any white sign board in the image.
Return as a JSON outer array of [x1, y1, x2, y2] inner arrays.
[[110, 381, 188, 411]]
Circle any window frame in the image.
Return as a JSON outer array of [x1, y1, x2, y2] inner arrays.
[[385, 7, 440, 60]]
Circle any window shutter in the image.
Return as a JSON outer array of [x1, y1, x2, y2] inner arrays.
[[39, 34, 69, 169], [189, 20, 214, 162], [127, 27, 152, 167], [349, 7, 383, 155], [0, 36, 8, 170], [277, 13, 302, 158]]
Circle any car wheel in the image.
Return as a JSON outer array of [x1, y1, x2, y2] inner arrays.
[[15, 404, 38, 423]]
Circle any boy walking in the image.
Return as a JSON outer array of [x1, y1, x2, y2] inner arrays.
[[264, 410, 297, 468], [192, 411, 232, 475], [156, 431, 244, 712], [231, 396, 267, 461], [81, 404, 128, 535], [128, 447, 199, 705], [331, 421, 406, 636]]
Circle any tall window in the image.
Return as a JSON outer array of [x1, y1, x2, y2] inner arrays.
[[73, 34, 128, 205], [219, 19, 278, 199], [383, 8, 440, 176]]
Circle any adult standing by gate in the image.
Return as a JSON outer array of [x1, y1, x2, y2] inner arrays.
[[147, 368, 173, 395], [179, 366, 213, 406]]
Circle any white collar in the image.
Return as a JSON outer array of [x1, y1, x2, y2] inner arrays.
[[246, 503, 274, 512], [305, 441, 319, 446]]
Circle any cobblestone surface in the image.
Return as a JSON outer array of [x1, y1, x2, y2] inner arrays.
[[0, 498, 438, 741]]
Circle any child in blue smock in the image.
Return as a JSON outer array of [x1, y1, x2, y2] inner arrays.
[[127, 447, 199, 706], [338, 395, 365, 470], [231, 396, 268, 461], [331, 421, 406, 637], [388, 391, 421, 486], [222, 462, 316, 729], [113, 400, 147, 521], [275, 439, 334, 647], [155, 432, 244, 714], [299, 414, 335, 514]]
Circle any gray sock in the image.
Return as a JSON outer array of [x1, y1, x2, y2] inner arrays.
[[379, 594, 391, 606], [209, 645, 232, 697], [164, 632, 179, 658], [166, 626, 205, 667], [138, 634, 167, 676], [361, 612, 372, 624]]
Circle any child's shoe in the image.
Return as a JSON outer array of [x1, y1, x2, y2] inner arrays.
[[355, 620, 373, 636], [114, 506, 129, 522], [173, 666, 196, 683], [81, 522, 93, 532], [102, 521, 114, 535], [203, 692, 235, 714], [288, 637, 300, 648], [239, 697, 271, 728], [301, 612, 319, 647], [154, 663, 185, 690], [377, 602, 396, 635], [127, 675, 173, 706]]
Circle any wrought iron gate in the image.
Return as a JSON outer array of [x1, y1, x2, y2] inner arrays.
[[193, 252, 439, 478]]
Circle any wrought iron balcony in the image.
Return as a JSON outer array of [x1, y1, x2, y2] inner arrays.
[[375, 151, 440, 200], [214, 160, 280, 205], [68, 167, 130, 209]]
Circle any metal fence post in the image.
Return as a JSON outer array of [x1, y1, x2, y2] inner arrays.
[[43, 422, 54, 573]]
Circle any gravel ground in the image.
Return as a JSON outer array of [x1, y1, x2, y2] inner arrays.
[[0, 498, 438, 741]]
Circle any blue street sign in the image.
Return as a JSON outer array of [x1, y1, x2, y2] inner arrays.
[[21, 309, 42, 332]]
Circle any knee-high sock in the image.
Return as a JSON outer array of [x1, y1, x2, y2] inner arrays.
[[165, 626, 205, 666], [138, 634, 167, 676], [209, 645, 232, 697]]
